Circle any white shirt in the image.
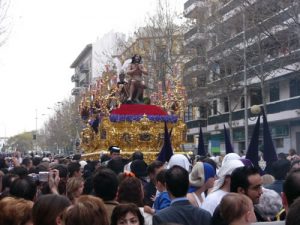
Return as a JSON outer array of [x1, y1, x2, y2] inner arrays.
[[201, 189, 228, 215]]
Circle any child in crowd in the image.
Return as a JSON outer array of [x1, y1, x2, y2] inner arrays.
[[144, 169, 170, 214]]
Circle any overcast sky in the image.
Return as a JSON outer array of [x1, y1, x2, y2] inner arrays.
[[0, 0, 185, 137]]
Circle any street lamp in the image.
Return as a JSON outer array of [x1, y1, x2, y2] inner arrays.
[[250, 105, 262, 115]]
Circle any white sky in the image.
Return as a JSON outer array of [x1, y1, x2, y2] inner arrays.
[[0, 0, 185, 137]]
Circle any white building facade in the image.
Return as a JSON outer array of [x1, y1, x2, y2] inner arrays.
[[183, 0, 300, 154]]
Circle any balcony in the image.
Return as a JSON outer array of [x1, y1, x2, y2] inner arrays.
[[184, 56, 206, 77], [184, 26, 207, 47], [184, 0, 208, 18], [186, 119, 207, 129], [207, 96, 300, 125], [185, 56, 206, 69], [71, 74, 79, 82], [71, 87, 82, 96], [80, 64, 89, 73]]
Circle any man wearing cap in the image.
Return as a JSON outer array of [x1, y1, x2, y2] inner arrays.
[[102, 146, 121, 166], [109, 146, 121, 159]]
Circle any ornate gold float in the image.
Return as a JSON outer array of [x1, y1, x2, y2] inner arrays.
[[79, 66, 188, 162]]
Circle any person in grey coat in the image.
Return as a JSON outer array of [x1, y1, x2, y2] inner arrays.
[[153, 165, 211, 225]]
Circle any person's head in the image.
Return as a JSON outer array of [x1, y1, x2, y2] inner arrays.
[[32, 156, 42, 166], [68, 162, 81, 178], [286, 197, 300, 225], [201, 157, 217, 173], [221, 153, 241, 167], [132, 151, 144, 161], [189, 162, 216, 189], [132, 54, 142, 64], [255, 188, 282, 219], [119, 72, 125, 82], [277, 152, 287, 160], [9, 176, 37, 201], [0, 197, 33, 225], [220, 193, 256, 224], [72, 154, 81, 161], [155, 169, 167, 192], [107, 157, 124, 175], [282, 168, 300, 212], [167, 154, 191, 172], [66, 177, 84, 202], [11, 166, 29, 178], [212, 159, 244, 192], [291, 159, 300, 170], [147, 160, 164, 181], [111, 203, 144, 225], [93, 168, 119, 201], [289, 148, 297, 156], [22, 157, 33, 169], [109, 146, 121, 159], [51, 164, 68, 195], [117, 176, 143, 207], [32, 194, 71, 225], [271, 159, 291, 180], [165, 165, 189, 198], [130, 159, 148, 178], [62, 195, 109, 225], [230, 166, 263, 204], [261, 174, 275, 185]]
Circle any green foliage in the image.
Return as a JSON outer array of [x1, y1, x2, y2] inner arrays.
[[7, 131, 34, 152]]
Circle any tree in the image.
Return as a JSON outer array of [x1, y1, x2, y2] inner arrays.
[[39, 97, 79, 154], [6, 132, 34, 153], [115, 0, 192, 95]]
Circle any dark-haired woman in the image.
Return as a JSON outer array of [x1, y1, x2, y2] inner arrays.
[[111, 203, 144, 225]]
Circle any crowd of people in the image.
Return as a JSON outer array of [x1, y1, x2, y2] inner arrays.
[[0, 147, 300, 225]]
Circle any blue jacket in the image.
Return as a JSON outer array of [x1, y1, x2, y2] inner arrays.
[[153, 191, 171, 211]]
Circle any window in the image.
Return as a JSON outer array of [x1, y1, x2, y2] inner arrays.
[[290, 79, 300, 97], [250, 89, 262, 106], [198, 78, 206, 87], [211, 2, 217, 16], [241, 96, 245, 109], [269, 83, 280, 102], [223, 97, 229, 113], [184, 105, 193, 121], [275, 138, 284, 148], [238, 142, 245, 154], [213, 100, 218, 115], [192, 77, 198, 88], [199, 105, 207, 118], [226, 65, 232, 75], [211, 35, 217, 48], [187, 135, 194, 143]]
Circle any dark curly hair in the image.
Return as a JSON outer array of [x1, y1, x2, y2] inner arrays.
[[131, 54, 142, 64], [117, 176, 143, 207]]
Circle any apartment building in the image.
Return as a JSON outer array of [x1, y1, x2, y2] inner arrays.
[[70, 44, 93, 97], [183, 0, 300, 154]]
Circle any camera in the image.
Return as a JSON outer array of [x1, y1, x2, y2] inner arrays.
[[39, 171, 50, 182], [28, 172, 49, 182]]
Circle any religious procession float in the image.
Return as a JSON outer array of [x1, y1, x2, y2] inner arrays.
[[79, 55, 187, 162]]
